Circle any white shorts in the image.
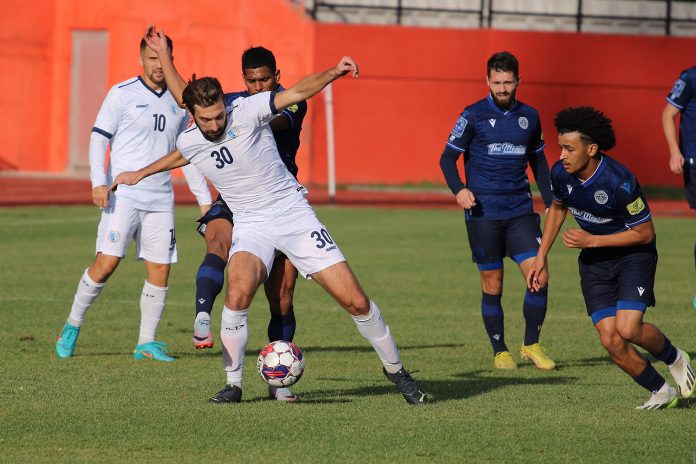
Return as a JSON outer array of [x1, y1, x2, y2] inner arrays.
[[96, 197, 178, 264], [230, 203, 345, 279]]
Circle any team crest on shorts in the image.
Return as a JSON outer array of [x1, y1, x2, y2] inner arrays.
[[518, 116, 528, 129], [108, 231, 120, 243], [594, 190, 608, 204]]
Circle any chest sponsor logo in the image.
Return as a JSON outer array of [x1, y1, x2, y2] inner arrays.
[[626, 197, 646, 215], [567, 185, 573, 194], [568, 207, 612, 224], [487, 142, 526, 155], [227, 128, 240, 139], [451, 116, 467, 138], [594, 190, 608, 204], [518, 116, 528, 129], [671, 79, 686, 98], [488, 118, 496, 127], [136, 104, 149, 109]]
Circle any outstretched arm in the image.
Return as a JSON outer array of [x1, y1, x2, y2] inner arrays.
[[273, 56, 359, 111], [111, 150, 189, 190], [661, 103, 684, 175], [144, 26, 188, 108]]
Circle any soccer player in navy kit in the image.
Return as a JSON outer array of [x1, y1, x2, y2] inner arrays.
[[661, 66, 696, 309], [529, 106, 695, 410], [440, 52, 555, 370]]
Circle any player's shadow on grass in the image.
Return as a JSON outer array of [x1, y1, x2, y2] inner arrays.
[[557, 356, 615, 368]]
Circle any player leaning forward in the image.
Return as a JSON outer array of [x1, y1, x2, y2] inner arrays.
[[113, 55, 428, 405], [527, 107, 695, 410]]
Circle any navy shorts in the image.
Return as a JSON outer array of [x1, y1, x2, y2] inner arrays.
[[578, 247, 657, 324], [196, 195, 233, 236], [465, 214, 542, 270], [684, 155, 696, 210]]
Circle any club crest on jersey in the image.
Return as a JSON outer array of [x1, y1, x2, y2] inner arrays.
[[671, 79, 686, 98], [488, 118, 496, 127], [594, 190, 608, 204], [518, 116, 528, 129], [227, 128, 240, 139], [626, 197, 645, 215], [108, 231, 120, 243]]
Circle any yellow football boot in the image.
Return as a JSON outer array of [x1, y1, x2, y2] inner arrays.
[[494, 351, 517, 369], [520, 343, 556, 370]]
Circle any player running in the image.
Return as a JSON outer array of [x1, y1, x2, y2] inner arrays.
[[528, 106, 696, 410], [439, 51, 555, 370], [112, 33, 428, 406], [56, 33, 212, 361]]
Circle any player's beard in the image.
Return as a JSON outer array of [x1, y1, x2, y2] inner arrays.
[[491, 88, 516, 110], [201, 116, 227, 142]]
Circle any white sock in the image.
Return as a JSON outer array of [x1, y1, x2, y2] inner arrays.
[[221, 306, 249, 388], [138, 281, 168, 345], [68, 268, 105, 327], [352, 300, 402, 374]]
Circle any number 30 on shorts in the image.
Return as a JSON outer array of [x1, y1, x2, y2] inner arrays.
[[310, 228, 334, 249]]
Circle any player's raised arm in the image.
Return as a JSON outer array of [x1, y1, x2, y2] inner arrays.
[[144, 26, 188, 108], [274, 56, 358, 111], [111, 149, 189, 190]]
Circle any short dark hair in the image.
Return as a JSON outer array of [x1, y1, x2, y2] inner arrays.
[[241, 46, 276, 73], [554, 106, 616, 151], [140, 35, 173, 53], [487, 51, 519, 79], [182, 75, 224, 115]]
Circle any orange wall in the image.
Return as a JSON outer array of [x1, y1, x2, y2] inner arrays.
[[310, 24, 696, 187], [1, 3, 695, 187]]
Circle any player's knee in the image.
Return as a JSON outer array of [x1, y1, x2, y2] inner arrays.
[[226, 289, 253, 310], [616, 322, 641, 343], [206, 236, 230, 259], [346, 294, 371, 316], [90, 256, 120, 282], [599, 331, 624, 355]]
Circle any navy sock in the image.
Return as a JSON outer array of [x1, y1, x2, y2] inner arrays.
[[523, 287, 548, 345], [632, 361, 666, 393], [482, 292, 507, 354], [268, 306, 296, 342], [655, 336, 678, 365], [195, 254, 226, 317]]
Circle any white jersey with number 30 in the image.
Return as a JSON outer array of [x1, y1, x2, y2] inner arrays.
[[176, 91, 307, 224]]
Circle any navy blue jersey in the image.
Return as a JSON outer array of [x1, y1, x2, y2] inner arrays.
[[666, 66, 696, 157], [444, 95, 548, 220], [224, 84, 307, 177], [550, 155, 652, 238]]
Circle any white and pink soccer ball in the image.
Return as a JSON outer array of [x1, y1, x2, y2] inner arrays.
[[257, 341, 305, 387]]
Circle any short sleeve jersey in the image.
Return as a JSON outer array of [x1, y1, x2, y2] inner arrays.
[[446, 95, 546, 220], [550, 155, 652, 239], [92, 77, 189, 211], [666, 66, 696, 157], [176, 91, 306, 224], [224, 85, 307, 177]]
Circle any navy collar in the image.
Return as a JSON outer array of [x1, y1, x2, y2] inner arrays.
[[138, 76, 167, 98], [486, 94, 518, 115]]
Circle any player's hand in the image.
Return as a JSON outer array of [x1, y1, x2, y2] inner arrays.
[[526, 254, 548, 292], [92, 185, 110, 209], [110, 171, 141, 192], [455, 188, 476, 209], [669, 151, 684, 174], [562, 228, 594, 249], [199, 204, 212, 216], [334, 56, 359, 79], [144, 25, 169, 54]]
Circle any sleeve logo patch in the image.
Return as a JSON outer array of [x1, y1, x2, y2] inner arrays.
[[671, 79, 686, 98], [451, 116, 467, 138], [626, 198, 645, 215], [286, 104, 299, 113]]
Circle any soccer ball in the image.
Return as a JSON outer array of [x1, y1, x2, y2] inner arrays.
[[257, 341, 305, 387]]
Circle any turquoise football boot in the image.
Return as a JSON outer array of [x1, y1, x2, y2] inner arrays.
[[133, 341, 175, 362], [56, 322, 80, 358]]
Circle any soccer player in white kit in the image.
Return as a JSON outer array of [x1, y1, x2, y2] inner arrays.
[[113, 50, 428, 405], [55, 35, 212, 361]]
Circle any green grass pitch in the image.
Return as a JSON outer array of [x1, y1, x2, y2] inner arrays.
[[1, 205, 695, 463]]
